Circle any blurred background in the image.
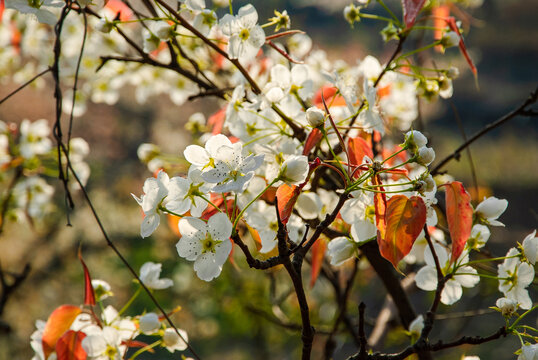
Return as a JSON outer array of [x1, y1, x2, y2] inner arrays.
[[0, 0, 536, 359]]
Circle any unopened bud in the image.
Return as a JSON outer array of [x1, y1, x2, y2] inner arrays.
[[305, 107, 325, 128], [416, 146, 435, 166]]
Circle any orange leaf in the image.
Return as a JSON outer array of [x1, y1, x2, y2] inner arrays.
[[275, 184, 300, 225], [55, 330, 87, 360], [402, 0, 427, 29], [104, 0, 133, 21], [446, 17, 477, 76], [348, 137, 373, 167], [379, 195, 426, 269], [207, 107, 226, 135], [312, 86, 346, 108], [433, 5, 450, 52], [310, 238, 327, 288], [443, 181, 473, 262], [42, 305, 82, 359], [303, 128, 323, 155], [78, 249, 95, 306], [372, 175, 387, 239], [0, 0, 4, 23]]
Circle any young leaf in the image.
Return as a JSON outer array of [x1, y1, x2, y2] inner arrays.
[[444, 181, 473, 262], [402, 0, 427, 29], [445, 17, 477, 76], [303, 128, 323, 155], [379, 195, 426, 269], [55, 330, 87, 360], [372, 175, 387, 239], [310, 238, 327, 288], [275, 184, 300, 225], [347, 136, 373, 167], [42, 305, 82, 359], [78, 249, 96, 306]]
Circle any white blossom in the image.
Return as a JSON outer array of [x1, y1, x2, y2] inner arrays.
[[176, 213, 233, 281], [139, 312, 161, 334], [139, 262, 173, 290], [327, 237, 355, 266], [475, 196, 508, 227], [131, 170, 169, 238], [497, 248, 534, 309], [521, 230, 537, 264], [220, 4, 265, 61]]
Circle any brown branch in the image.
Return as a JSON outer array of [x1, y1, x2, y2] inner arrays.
[[0, 261, 31, 317], [431, 86, 538, 175]]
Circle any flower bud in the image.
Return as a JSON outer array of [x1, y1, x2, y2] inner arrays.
[[305, 107, 325, 128], [139, 312, 161, 334], [279, 155, 309, 185], [137, 143, 160, 163], [416, 146, 435, 166], [343, 4, 361, 26], [96, 18, 114, 33], [447, 66, 460, 79], [441, 31, 460, 49], [404, 130, 428, 150]]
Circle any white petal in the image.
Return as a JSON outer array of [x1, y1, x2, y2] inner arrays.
[[205, 134, 232, 156], [141, 214, 160, 238], [238, 4, 258, 28], [193, 252, 221, 281], [475, 197, 508, 220], [176, 235, 203, 262], [415, 265, 438, 291], [184, 145, 209, 166], [271, 64, 291, 89], [455, 266, 480, 288], [350, 220, 377, 243], [214, 239, 232, 265], [424, 243, 448, 268], [178, 217, 207, 239], [208, 212, 233, 241], [440, 279, 462, 305]]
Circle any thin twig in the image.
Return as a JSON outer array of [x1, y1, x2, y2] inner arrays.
[[0, 67, 52, 106], [431, 86, 538, 175]]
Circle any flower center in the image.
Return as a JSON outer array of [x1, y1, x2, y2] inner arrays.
[[239, 28, 250, 41]]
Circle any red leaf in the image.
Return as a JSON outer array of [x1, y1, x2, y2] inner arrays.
[[378, 195, 427, 268], [56, 330, 87, 360], [446, 17, 477, 76], [78, 249, 95, 306], [402, 0, 427, 29], [443, 181, 473, 262], [122, 340, 155, 352], [310, 238, 327, 288], [312, 86, 347, 108], [347, 137, 373, 167], [275, 184, 300, 225], [104, 0, 133, 21], [0, 0, 5, 23], [42, 305, 82, 359], [372, 175, 387, 239], [303, 128, 323, 155]]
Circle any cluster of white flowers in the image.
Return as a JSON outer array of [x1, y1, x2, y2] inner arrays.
[[30, 262, 187, 360], [0, 119, 90, 222]]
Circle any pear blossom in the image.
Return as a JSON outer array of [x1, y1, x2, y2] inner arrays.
[[139, 312, 161, 334], [306, 106, 325, 127], [244, 201, 278, 253], [404, 130, 428, 151], [350, 219, 377, 244], [91, 279, 113, 300], [408, 315, 424, 337], [163, 328, 189, 352], [415, 244, 479, 305], [416, 146, 435, 166], [166, 168, 212, 217], [139, 262, 173, 290], [82, 326, 126, 360], [441, 31, 460, 49], [5, 0, 63, 25], [296, 192, 322, 220], [495, 297, 518, 317], [19, 119, 52, 158], [518, 344, 538, 360], [278, 155, 309, 185], [497, 248, 534, 309], [521, 230, 537, 264], [327, 237, 355, 266], [201, 141, 264, 193], [467, 224, 491, 250], [219, 4, 265, 60], [184, 134, 232, 169], [359, 80, 384, 134], [475, 196, 508, 226], [13, 176, 54, 218], [177, 213, 233, 281], [131, 170, 169, 238]]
